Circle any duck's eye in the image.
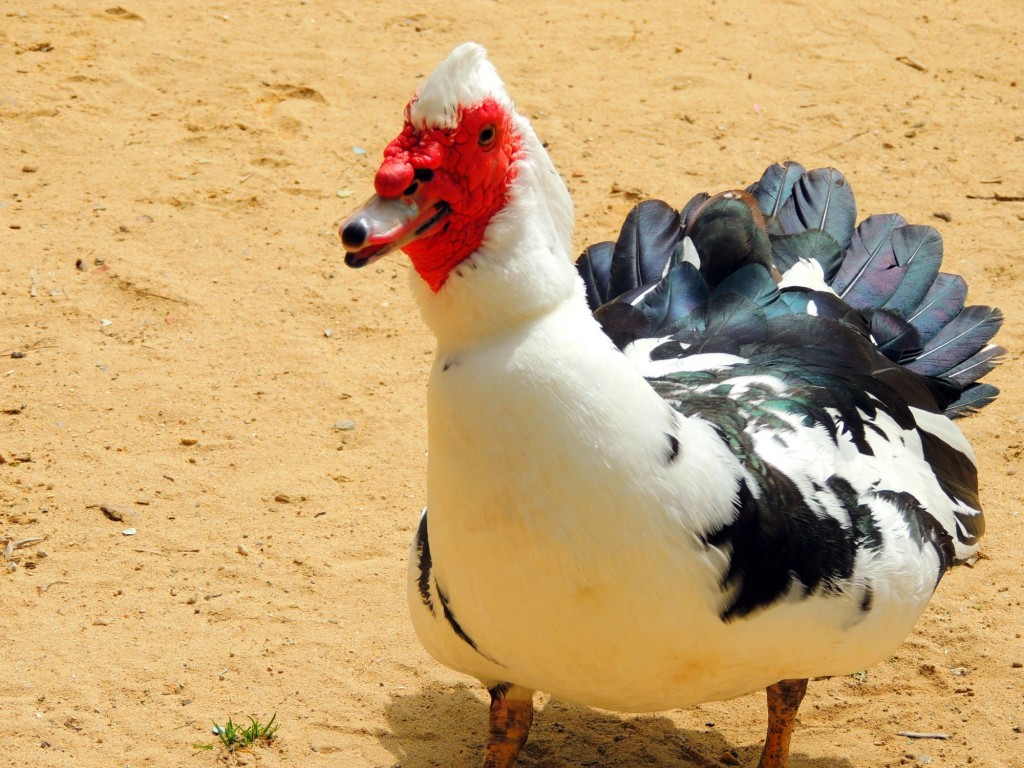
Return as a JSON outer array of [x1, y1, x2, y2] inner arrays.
[[478, 123, 497, 147]]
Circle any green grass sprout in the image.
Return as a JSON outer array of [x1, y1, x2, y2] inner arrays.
[[193, 712, 279, 752]]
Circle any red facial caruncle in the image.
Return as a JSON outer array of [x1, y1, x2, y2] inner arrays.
[[340, 98, 522, 292]]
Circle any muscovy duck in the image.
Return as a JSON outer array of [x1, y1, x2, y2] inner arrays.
[[338, 43, 1003, 768]]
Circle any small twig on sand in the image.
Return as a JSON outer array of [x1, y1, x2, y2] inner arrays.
[[4, 537, 45, 562], [897, 731, 949, 740], [133, 548, 170, 557], [813, 129, 870, 155], [37, 581, 70, 594], [966, 193, 1024, 202], [895, 56, 927, 72], [134, 290, 187, 304]]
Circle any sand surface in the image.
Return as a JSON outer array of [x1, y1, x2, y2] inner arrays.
[[2, 2, 1023, 767]]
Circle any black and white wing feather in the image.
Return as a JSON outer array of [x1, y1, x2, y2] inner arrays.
[[575, 164, 1002, 618]]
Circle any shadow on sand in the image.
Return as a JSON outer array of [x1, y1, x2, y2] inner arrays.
[[377, 683, 854, 768]]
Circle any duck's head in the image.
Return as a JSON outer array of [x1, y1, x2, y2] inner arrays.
[[340, 43, 533, 293]]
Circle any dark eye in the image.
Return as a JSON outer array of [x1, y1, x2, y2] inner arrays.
[[478, 123, 497, 147]]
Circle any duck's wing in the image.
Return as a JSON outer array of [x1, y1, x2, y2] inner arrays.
[[573, 165, 1002, 616]]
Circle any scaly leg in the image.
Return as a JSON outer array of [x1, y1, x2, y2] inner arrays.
[[481, 684, 534, 768], [756, 678, 808, 768]]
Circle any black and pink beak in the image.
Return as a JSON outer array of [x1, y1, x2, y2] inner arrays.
[[340, 152, 451, 268], [340, 194, 449, 268]]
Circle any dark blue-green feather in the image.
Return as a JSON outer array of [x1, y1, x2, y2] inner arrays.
[[748, 160, 807, 222]]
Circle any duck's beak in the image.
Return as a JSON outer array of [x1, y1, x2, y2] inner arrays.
[[339, 191, 450, 269]]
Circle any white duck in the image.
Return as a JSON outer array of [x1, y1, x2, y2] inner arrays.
[[339, 43, 1002, 768]]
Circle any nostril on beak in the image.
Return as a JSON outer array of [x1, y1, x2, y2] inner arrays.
[[341, 218, 370, 250]]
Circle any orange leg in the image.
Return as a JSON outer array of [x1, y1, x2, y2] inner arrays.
[[756, 678, 808, 768], [481, 684, 534, 768]]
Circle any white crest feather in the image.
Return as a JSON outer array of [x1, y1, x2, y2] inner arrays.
[[410, 43, 513, 130]]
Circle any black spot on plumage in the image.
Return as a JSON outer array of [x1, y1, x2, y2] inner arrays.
[[414, 510, 434, 615], [416, 510, 502, 665], [437, 583, 483, 654], [859, 585, 874, 613], [651, 340, 688, 362], [916, 427, 983, 525], [665, 433, 680, 464], [656, 367, 897, 621], [827, 476, 884, 553], [443, 358, 458, 372], [873, 489, 954, 579], [705, 474, 861, 621], [699, 463, 893, 620], [864, 421, 888, 442], [953, 510, 983, 549], [662, 382, 868, 619]]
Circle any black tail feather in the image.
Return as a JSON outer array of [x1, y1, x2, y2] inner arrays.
[[574, 161, 1003, 419], [945, 382, 1001, 418], [865, 310, 924, 365], [748, 160, 807, 221], [880, 225, 944, 317], [907, 306, 1005, 378], [905, 273, 969, 343], [945, 344, 1005, 387], [609, 200, 681, 298], [830, 213, 909, 303], [773, 167, 857, 253]]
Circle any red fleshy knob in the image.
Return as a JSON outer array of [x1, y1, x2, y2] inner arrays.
[[374, 156, 415, 198]]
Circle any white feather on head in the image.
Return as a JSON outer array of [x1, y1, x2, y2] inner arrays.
[[409, 43, 514, 129]]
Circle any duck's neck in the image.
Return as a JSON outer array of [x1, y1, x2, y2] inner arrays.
[[411, 116, 578, 349]]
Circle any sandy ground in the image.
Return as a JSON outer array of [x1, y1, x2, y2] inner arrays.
[[2, 2, 1023, 767]]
